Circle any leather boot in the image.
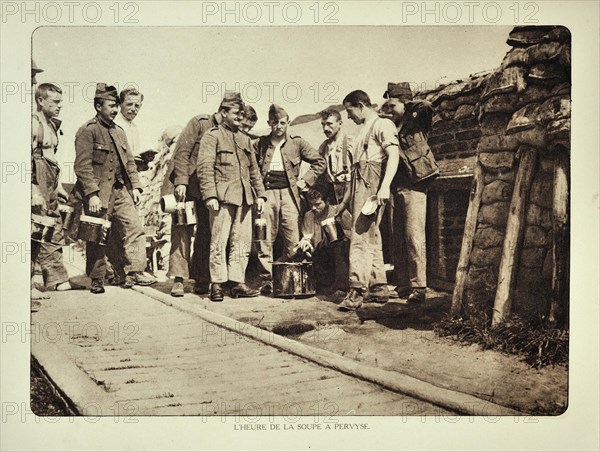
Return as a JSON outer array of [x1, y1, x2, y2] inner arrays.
[[230, 283, 259, 299], [210, 283, 224, 302]]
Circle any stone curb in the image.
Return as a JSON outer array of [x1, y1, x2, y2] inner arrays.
[[133, 285, 521, 416]]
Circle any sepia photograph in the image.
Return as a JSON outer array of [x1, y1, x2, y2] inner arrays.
[[29, 23, 570, 416], [1, 1, 598, 451]]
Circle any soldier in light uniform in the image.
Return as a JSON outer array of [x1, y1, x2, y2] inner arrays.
[[31, 82, 73, 306], [337, 90, 401, 311], [314, 108, 353, 205], [197, 93, 266, 302], [72, 83, 154, 294], [106, 87, 151, 285], [253, 104, 326, 294]]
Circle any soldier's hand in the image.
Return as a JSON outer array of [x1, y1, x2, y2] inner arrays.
[[299, 238, 314, 254], [377, 185, 391, 206], [88, 195, 102, 214], [206, 198, 220, 211], [255, 197, 265, 214], [174, 184, 187, 202], [132, 189, 142, 206]]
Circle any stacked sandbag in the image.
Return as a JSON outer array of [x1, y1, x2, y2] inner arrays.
[[463, 26, 571, 320]]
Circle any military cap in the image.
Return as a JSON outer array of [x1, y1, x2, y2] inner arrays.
[[383, 82, 413, 102], [32, 60, 44, 75], [219, 91, 244, 109], [268, 104, 288, 121], [94, 83, 119, 102]]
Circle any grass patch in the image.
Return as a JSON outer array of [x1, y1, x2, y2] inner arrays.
[[434, 313, 568, 369]]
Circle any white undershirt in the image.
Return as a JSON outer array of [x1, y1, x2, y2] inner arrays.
[[269, 139, 285, 172]]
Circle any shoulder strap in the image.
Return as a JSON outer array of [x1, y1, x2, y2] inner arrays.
[[342, 135, 349, 172], [32, 113, 44, 153], [358, 118, 380, 162]]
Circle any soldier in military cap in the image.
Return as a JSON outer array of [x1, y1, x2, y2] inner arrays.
[[253, 104, 326, 294], [384, 82, 439, 303], [197, 93, 267, 302], [161, 95, 232, 297], [31, 60, 43, 86], [72, 83, 154, 294]]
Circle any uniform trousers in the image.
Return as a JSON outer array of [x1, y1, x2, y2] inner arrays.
[[86, 185, 146, 280], [393, 187, 428, 289], [32, 155, 70, 288], [208, 203, 252, 284], [167, 199, 211, 282], [349, 161, 387, 289], [31, 240, 69, 288], [256, 188, 300, 280]]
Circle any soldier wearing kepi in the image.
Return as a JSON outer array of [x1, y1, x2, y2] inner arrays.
[[253, 104, 326, 294], [72, 83, 154, 294], [162, 99, 225, 297], [337, 90, 401, 311], [197, 93, 266, 302], [384, 82, 439, 303]]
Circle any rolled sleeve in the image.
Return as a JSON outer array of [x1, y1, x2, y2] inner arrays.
[[375, 118, 400, 153]]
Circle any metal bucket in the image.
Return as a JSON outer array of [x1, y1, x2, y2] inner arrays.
[[58, 204, 76, 231], [77, 214, 112, 245], [172, 201, 196, 225], [160, 194, 178, 214], [31, 214, 57, 243], [321, 217, 344, 243], [272, 261, 316, 298]]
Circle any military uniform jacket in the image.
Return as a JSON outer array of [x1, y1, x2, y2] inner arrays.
[[73, 115, 142, 209], [166, 113, 221, 199], [197, 123, 266, 207], [254, 134, 326, 211], [394, 101, 439, 188]]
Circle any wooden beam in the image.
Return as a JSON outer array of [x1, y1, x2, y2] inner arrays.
[[549, 151, 569, 326], [492, 146, 538, 326], [450, 162, 484, 316]]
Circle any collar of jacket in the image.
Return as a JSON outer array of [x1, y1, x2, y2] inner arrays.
[[268, 133, 289, 148], [96, 114, 116, 129], [221, 122, 239, 133], [212, 112, 223, 127]]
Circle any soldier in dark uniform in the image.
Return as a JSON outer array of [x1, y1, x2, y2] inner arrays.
[[384, 82, 439, 303], [253, 104, 326, 294], [162, 95, 236, 297], [72, 83, 154, 294], [197, 93, 267, 302]]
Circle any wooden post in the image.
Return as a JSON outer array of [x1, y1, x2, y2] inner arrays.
[[549, 151, 569, 326], [451, 163, 484, 316], [492, 146, 538, 326]]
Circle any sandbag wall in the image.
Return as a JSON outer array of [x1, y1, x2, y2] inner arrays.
[[455, 26, 571, 325], [414, 74, 489, 288]]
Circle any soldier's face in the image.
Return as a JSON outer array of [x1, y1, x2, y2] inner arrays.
[[38, 91, 62, 118], [240, 118, 257, 133], [309, 197, 327, 216], [269, 117, 289, 138], [321, 116, 342, 139], [344, 103, 364, 125], [96, 100, 119, 122], [120, 94, 143, 121], [387, 98, 406, 120], [222, 106, 244, 130]]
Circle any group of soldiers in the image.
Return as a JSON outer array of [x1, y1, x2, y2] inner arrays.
[[31, 59, 439, 313]]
